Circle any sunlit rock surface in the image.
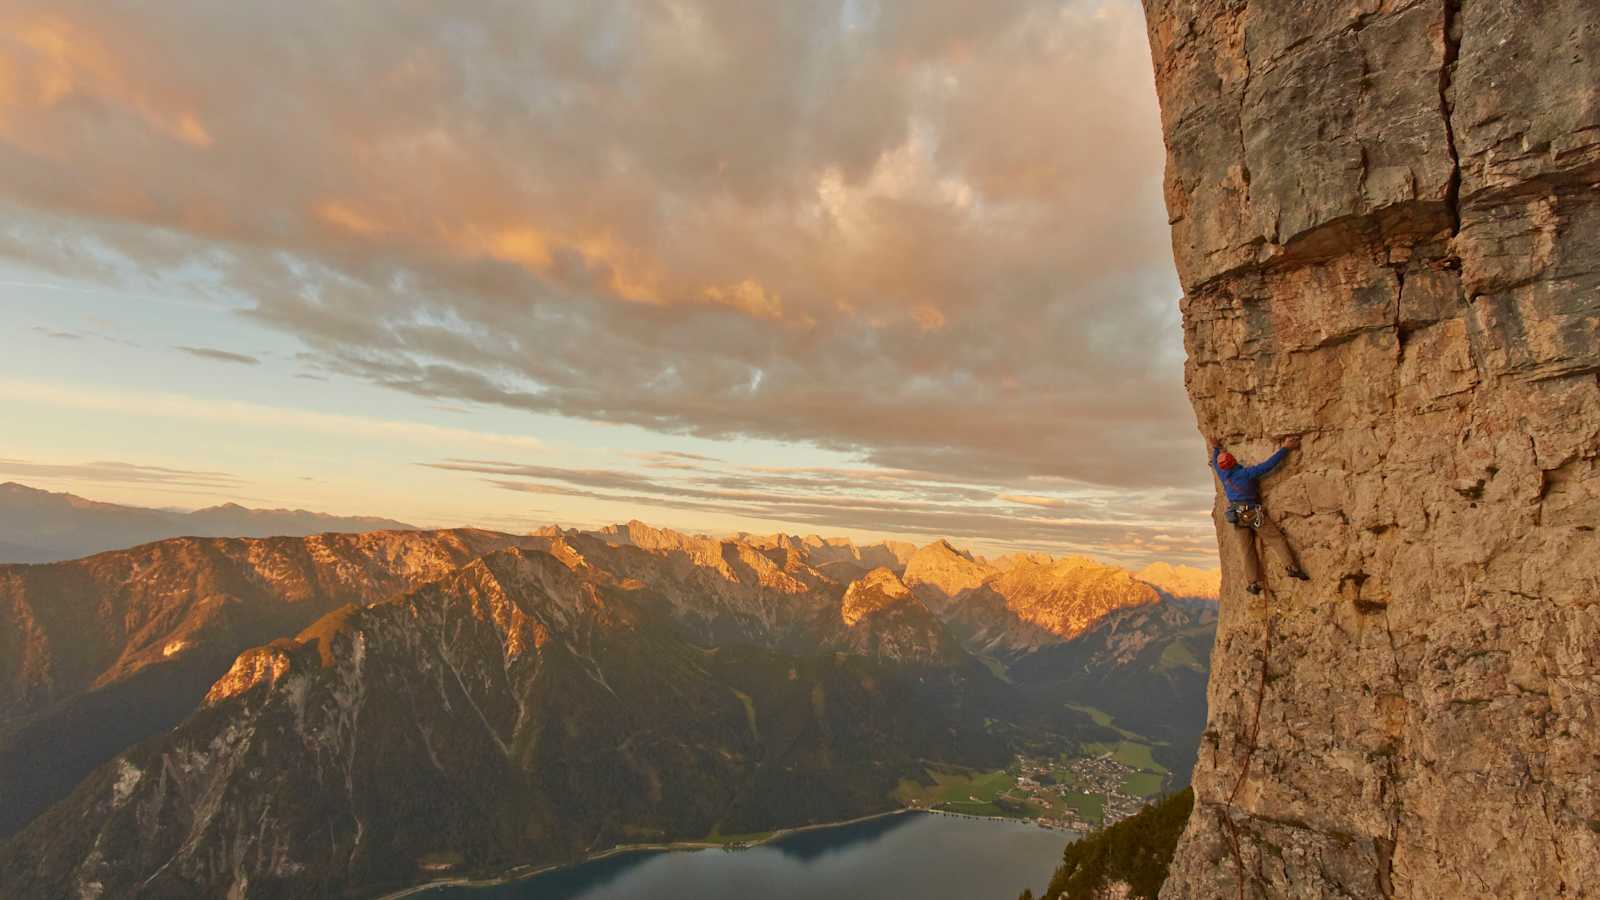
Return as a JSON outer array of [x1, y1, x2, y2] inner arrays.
[[905, 540, 1166, 655], [1134, 562, 1222, 600], [1141, 1, 1599, 897]]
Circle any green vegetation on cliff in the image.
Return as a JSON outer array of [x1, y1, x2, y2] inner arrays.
[[1020, 787, 1193, 900]]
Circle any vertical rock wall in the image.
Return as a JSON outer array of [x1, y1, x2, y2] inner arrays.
[[1140, 1, 1599, 897]]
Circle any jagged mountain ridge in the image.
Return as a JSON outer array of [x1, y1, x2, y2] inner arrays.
[[0, 545, 1025, 899], [0, 482, 416, 564], [0, 514, 1215, 858], [902, 540, 1190, 657], [0, 528, 553, 837], [1132, 562, 1221, 601], [838, 567, 965, 664]]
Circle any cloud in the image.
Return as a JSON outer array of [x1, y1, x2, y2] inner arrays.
[[0, 377, 546, 451], [32, 325, 84, 340], [999, 494, 1071, 509], [0, 457, 240, 488], [427, 455, 1219, 564], [29, 323, 138, 346], [0, 0, 1197, 502], [175, 345, 260, 365]]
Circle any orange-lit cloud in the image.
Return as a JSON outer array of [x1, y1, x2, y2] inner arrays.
[[704, 279, 783, 320], [317, 202, 388, 237], [1, 0, 1196, 498], [1, 13, 212, 148], [911, 305, 947, 331]]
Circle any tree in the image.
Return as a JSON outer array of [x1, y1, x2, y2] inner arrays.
[[1034, 788, 1194, 900]]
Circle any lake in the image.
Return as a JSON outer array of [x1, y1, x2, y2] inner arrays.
[[412, 812, 1073, 900]]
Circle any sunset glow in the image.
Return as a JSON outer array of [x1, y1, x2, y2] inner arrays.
[[2, 0, 1211, 564]]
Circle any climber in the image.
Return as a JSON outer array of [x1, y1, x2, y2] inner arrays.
[[1210, 435, 1310, 596]]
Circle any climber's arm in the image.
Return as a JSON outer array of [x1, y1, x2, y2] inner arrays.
[[1244, 447, 1289, 480]]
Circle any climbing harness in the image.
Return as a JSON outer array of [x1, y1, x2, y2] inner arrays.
[[1225, 502, 1264, 529]]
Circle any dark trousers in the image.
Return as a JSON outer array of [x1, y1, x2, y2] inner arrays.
[[1229, 506, 1299, 583]]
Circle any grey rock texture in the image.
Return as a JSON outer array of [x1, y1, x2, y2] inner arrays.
[[1141, 1, 1599, 898]]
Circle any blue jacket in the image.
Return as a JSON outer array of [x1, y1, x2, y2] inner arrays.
[[1212, 446, 1287, 504]]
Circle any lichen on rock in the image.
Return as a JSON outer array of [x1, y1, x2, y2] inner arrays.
[[1140, 1, 1599, 897]]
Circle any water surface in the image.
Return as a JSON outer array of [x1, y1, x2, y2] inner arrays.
[[417, 812, 1071, 900]]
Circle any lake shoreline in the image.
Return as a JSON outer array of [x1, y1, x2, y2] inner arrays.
[[375, 808, 925, 900]]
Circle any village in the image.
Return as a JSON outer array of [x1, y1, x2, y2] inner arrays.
[[1008, 752, 1161, 831], [899, 747, 1170, 834]]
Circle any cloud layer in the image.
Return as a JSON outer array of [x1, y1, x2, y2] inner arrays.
[[423, 454, 1218, 564], [175, 345, 259, 365], [2, 1, 1203, 546], [0, 457, 239, 489]]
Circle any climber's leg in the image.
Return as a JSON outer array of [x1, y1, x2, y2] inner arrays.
[[1257, 512, 1307, 579], [1232, 521, 1262, 592]]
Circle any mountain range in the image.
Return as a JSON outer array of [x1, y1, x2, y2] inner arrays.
[[0, 482, 416, 564], [0, 494, 1218, 898], [0, 527, 549, 837]]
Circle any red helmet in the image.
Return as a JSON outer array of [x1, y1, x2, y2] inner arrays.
[[1217, 452, 1238, 470]]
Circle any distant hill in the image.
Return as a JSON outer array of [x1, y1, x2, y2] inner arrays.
[[0, 482, 415, 563]]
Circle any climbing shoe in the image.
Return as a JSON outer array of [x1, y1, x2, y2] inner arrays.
[[1246, 582, 1262, 595], [1287, 568, 1311, 581]]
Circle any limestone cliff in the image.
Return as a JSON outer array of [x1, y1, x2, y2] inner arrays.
[[1141, 1, 1598, 897]]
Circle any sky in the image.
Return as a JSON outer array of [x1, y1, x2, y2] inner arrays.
[[0, 0, 1218, 565]]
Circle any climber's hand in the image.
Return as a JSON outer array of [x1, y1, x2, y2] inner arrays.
[[1281, 435, 1302, 451]]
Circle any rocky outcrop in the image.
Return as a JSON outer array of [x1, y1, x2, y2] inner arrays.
[[839, 568, 962, 664], [841, 567, 918, 626], [1141, 2, 1599, 897], [903, 539, 997, 615], [988, 556, 1163, 645], [906, 541, 1164, 656]]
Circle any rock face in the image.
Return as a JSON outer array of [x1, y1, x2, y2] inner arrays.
[[1141, 2, 1599, 898], [839, 568, 962, 664]]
